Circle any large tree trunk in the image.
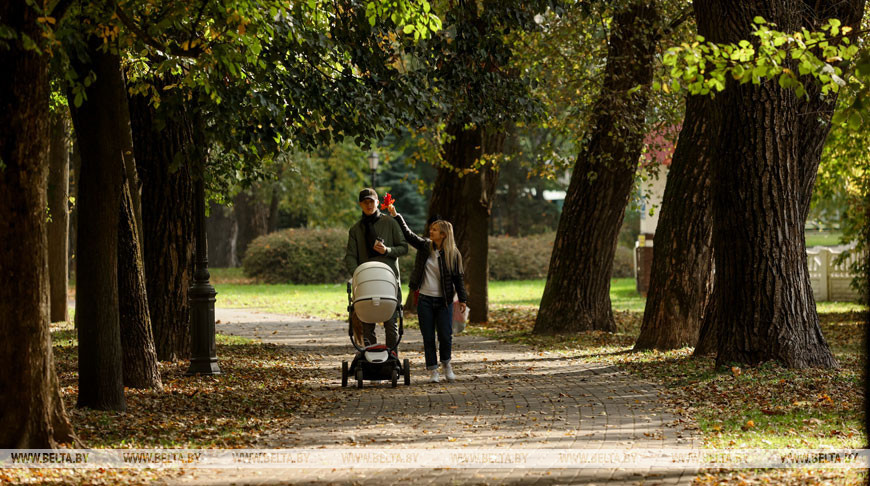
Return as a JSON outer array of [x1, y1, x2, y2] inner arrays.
[[68, 42, 127, 411], [129, 91, 195, 362], [429, 124, 502, 323], [234, 189, 270, 263], [0, 2, 76, 447], [48, 110, 71, 323], [696, 0, 853, 368], [206, 202, 238, 268], [634, 96, 716, 350], [534, 2, 659, 334], [116, 75, 161, 390]]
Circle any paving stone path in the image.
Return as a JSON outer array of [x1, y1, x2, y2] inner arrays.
[[173, 308, 699, 485]]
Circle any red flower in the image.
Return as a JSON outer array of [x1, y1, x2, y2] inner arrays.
[[380, 193, 395, 210]]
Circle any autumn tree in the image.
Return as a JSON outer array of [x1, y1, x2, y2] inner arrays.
[[48, 102, 71, 324], [534, 1, 662, 334], [691, 0, 866, 367], [0, 0, 77, 447]]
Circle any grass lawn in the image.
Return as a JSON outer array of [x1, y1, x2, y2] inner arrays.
[[805, 231, 845, 247]]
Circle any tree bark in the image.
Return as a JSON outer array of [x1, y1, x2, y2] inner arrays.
[[48, 110, 71, 323], [534, 2, 659, 334], [116, 78, 162, 390], [129, 90, 195, 362], [0, 1, 76, 447], [234, 189, 270, 263], [206, 202, 238, 268], [68, 41, 127, 411], [69, 138, 81, 288], [429, 124, 502, 323], [696, 0, 847, 368], [634, 96, 716, 350], [693, 280, 718, 356], [118, 180, 163, 389]]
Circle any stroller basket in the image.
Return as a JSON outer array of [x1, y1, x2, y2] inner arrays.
[[351, 261, 399, 323]]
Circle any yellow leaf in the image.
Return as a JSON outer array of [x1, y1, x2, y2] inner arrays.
[[238, 23, 247, 36], [745, 420, 755, 428]]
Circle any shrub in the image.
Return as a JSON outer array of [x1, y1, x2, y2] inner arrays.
[[488, 233, 555, 280], [243, 228, 414, 284], [243, 228, 636, 283], [612, 246, 635, 279]]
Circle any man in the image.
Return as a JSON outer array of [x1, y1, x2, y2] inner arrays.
[[345, 188, 408, 349]]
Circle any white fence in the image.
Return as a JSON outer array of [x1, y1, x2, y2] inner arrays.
[[807, 245, 862, 302]]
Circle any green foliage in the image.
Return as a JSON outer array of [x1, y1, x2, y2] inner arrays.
[[489, 233, 635, 280], [242, 228, 352, 284], [242, 227, 416, 284], [488, 233, 555, 280], [242, 228, 637, 284], [658, 17, 867, 104]]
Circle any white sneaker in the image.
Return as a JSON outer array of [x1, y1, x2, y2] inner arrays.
[[429, 369, 441, 383], [442, 362, 456, 382]]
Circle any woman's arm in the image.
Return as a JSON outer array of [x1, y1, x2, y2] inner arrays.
[[393, 213, 428, 251], [452, 255, 468, 304]]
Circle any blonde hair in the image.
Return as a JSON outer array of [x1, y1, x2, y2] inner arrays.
[[430, 220, 463, 273]]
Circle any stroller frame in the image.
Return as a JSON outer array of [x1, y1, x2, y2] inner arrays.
[[341, 281, 411, 388]]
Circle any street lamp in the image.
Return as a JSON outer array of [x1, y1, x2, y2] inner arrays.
[[186, 173, 221, 376], [367, 151, 379, 188]]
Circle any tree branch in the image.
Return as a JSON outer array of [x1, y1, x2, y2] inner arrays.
[[50, 0, 77, 22], [657, 6, 693, 41], [110, 0, 202, 58]]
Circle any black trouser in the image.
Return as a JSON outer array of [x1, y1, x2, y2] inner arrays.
[[360, 314, 399, 350]]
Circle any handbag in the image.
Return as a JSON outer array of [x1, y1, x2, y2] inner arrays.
[[452, 295, 469, 334]]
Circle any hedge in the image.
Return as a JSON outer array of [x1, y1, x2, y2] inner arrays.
[[243, 228, 636, 284]]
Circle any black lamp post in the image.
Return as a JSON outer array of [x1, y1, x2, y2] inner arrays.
[[186, 174, 221, 376], [367, 151, 379, 188]]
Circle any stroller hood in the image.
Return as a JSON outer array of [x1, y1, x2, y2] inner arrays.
[[352, 261, 399, 323]]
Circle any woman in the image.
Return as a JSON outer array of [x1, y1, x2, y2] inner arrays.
[[388, 204, 467, 383]]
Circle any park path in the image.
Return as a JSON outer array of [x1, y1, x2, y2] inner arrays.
[[172, 308, 699, 485]]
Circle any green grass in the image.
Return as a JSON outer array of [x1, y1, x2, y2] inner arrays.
[[215, 275, 857, 319], [805, 231, 844, 247]]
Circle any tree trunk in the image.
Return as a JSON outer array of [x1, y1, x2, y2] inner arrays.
[[534, 2, 659, 334], [429, 124, 502, 323], [267, 184, 281, 233], [48, 110, 71, 323], [69, 138, 81, 288], [129, 91, 195, 362], [693, 280, 717, 356], [116, 77, 161, 390], [118, 180, 163, 389], [234, 189, 270, 263], [206, 202, 238, 268], [118, 72, 145, 252], [697, 0, 844, 368], [68, 42, 127, 411], [634, 96, 716, 350], [0, 1, 77, 447]]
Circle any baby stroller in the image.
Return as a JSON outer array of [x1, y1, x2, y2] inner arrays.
[[341, 261, 411, 388]]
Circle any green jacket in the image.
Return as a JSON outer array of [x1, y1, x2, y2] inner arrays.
[[345, 211, 408, 280]]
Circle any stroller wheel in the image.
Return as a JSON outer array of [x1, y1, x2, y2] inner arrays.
[[391, 369, 398, 388], [356, 368, 364, 389], [341, 361, 348, 387], [403, 358, 411, 386]]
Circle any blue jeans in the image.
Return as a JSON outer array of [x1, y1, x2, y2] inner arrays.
[[417, 294, 453, 370]]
